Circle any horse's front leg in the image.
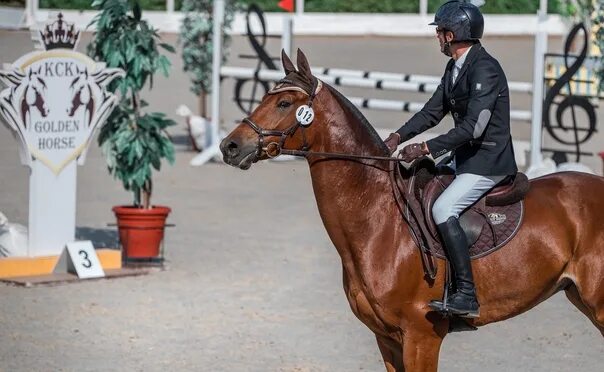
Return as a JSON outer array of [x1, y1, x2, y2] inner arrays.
[[400, 328, 444, 372], [376, 334, 403, 371]]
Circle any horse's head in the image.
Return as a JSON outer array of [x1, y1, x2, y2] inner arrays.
[[24, 67, 49, 117], [221, 49, 325, 170], [67, 67, 91, 116]]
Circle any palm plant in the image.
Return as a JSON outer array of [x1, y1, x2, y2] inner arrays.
[[87, 0, 176, 209]]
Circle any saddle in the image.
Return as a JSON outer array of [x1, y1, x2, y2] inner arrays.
[[391, 158, 529, 273]]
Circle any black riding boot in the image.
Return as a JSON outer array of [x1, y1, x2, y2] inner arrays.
[[429, 216, 480, 318]]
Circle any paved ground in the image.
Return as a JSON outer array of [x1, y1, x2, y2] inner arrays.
[[0, 30, 603, 371]]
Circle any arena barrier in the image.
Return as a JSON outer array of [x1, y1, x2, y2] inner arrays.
[[219, 66, 533, 121]]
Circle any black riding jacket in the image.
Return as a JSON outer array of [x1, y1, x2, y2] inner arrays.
[[396, 44, 518, 176]]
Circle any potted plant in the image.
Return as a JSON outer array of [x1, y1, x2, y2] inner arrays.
[[178, 0, 238, 150], [87, 0, 176, 260]]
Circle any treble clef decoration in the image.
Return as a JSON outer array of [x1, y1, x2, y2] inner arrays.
[[542, 23, 597, 162], [233, 4, 279, 115]]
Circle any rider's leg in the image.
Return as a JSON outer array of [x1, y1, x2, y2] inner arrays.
[[429, 173, 505, 317]]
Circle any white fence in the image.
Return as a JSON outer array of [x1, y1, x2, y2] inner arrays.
[[8, 1, 567, 36], [220, 66, 533, 121]]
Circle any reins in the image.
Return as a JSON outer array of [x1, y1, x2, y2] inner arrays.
[[242, 76, 437, 280], [244, 76, 404, 163], [268, 145, 405, 162]]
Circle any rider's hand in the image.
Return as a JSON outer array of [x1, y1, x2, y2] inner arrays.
[[384, 133, 401, 154], [399, 142, 430, 163]]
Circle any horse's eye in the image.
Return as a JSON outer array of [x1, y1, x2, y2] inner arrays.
[[278, 100, 292, 109]]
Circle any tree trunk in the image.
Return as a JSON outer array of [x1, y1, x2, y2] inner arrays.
[[142, 179, 152, 209], [199, 91, 207, 118]]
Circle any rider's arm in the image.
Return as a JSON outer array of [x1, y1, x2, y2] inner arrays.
[[395, 77, 448, 143], [425, 59, 501, 158]]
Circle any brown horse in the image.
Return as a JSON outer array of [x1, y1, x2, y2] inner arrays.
[[220, 50, 604, 371]]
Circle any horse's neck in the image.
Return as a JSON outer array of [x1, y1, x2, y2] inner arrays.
[[307, 92, 413, 293]]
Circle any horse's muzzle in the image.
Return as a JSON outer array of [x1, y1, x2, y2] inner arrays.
[[219, 136, 257, 170]]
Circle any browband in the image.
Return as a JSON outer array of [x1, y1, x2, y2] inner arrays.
[[268, 79, 323, 96]]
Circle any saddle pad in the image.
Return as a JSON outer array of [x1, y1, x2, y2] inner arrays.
[[429, 201, 524, 260]]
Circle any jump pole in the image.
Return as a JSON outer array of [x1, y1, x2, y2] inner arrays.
[[190, 0, 225, 166]]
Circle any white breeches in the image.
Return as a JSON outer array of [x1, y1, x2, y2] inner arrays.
[[432, 173, 506, 225]]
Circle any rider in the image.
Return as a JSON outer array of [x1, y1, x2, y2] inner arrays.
[[383, 0, 518, 318]]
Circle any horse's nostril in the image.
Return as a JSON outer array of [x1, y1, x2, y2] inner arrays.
[[227, 141, 239, 157]]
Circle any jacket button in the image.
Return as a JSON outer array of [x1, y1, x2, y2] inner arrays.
[[450, 99, 455, 105], [453, 112, 459, 118]]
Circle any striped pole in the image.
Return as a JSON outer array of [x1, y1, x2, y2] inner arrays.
[[345, 97, 531, 121], [221, 66, 438, 94], [221, 66, 533, 94], [310, 66, 533, 93]]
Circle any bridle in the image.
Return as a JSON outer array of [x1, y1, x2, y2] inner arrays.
[[241, 77, 318, 159]]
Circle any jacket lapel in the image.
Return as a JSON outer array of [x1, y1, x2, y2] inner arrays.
[[450, 44, 483, 92], [444, 59, 454, 94]]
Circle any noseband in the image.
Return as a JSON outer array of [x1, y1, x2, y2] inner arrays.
[[242, 117, 309, 159]]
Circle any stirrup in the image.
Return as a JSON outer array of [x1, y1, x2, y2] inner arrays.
[[445, 304, 480, 318], [428, 258, 453, 312], [428, 300, 480, 318]]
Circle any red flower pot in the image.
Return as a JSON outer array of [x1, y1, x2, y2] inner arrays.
[[112, 205, 171, 259]]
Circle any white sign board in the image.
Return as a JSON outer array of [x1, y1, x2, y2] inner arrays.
[[53, 241, 105, 279], [0, 13, 124, 257]]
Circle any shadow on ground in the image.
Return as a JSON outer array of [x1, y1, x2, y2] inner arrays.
[[75, 227, 118, 249]]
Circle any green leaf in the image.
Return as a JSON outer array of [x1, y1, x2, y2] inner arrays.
[[133, 1, 142, 21], [160, 43, 176, 53]]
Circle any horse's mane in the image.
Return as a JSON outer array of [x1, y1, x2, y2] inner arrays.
[[323, 83, 390, 154]]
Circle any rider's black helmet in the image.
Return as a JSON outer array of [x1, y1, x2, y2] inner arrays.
[[430, 1, 484, 42]]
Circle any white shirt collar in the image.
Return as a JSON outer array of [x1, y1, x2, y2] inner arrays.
[[455, 45, 472, 69]]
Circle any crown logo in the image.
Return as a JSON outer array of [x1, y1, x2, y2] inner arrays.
[[39, 13, 80, 50]]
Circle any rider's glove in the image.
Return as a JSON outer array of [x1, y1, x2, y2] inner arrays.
[[384, 133, 401, 155], [399, 142, 430, 163]]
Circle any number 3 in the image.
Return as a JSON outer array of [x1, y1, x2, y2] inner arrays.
[[79, 250, 92, 268]]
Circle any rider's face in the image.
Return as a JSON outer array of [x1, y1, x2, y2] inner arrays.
[[436, 27, 446, 51], [436, 27, 453, 56]]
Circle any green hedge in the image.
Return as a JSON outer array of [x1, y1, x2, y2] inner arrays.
[[25, 0, 562, 14], [238, 0, 563, 14], [39, 0, 167, 10]]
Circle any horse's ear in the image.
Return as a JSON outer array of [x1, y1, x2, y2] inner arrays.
[[92, 69, 124, 87], [296, 49, 313, 81], [1, 71, 23, 85], [281, 49, 296, 75]]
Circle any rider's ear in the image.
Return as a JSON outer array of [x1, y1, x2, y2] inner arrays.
[[281, 49, 296, 75], [296, 49, 313, 81], [446, 31, 454, 43]]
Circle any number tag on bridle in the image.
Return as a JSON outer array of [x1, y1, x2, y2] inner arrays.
[[296, 105, 314, 126]]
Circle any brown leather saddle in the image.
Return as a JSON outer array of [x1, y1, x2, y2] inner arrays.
[[391, 158, 529, 269]]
